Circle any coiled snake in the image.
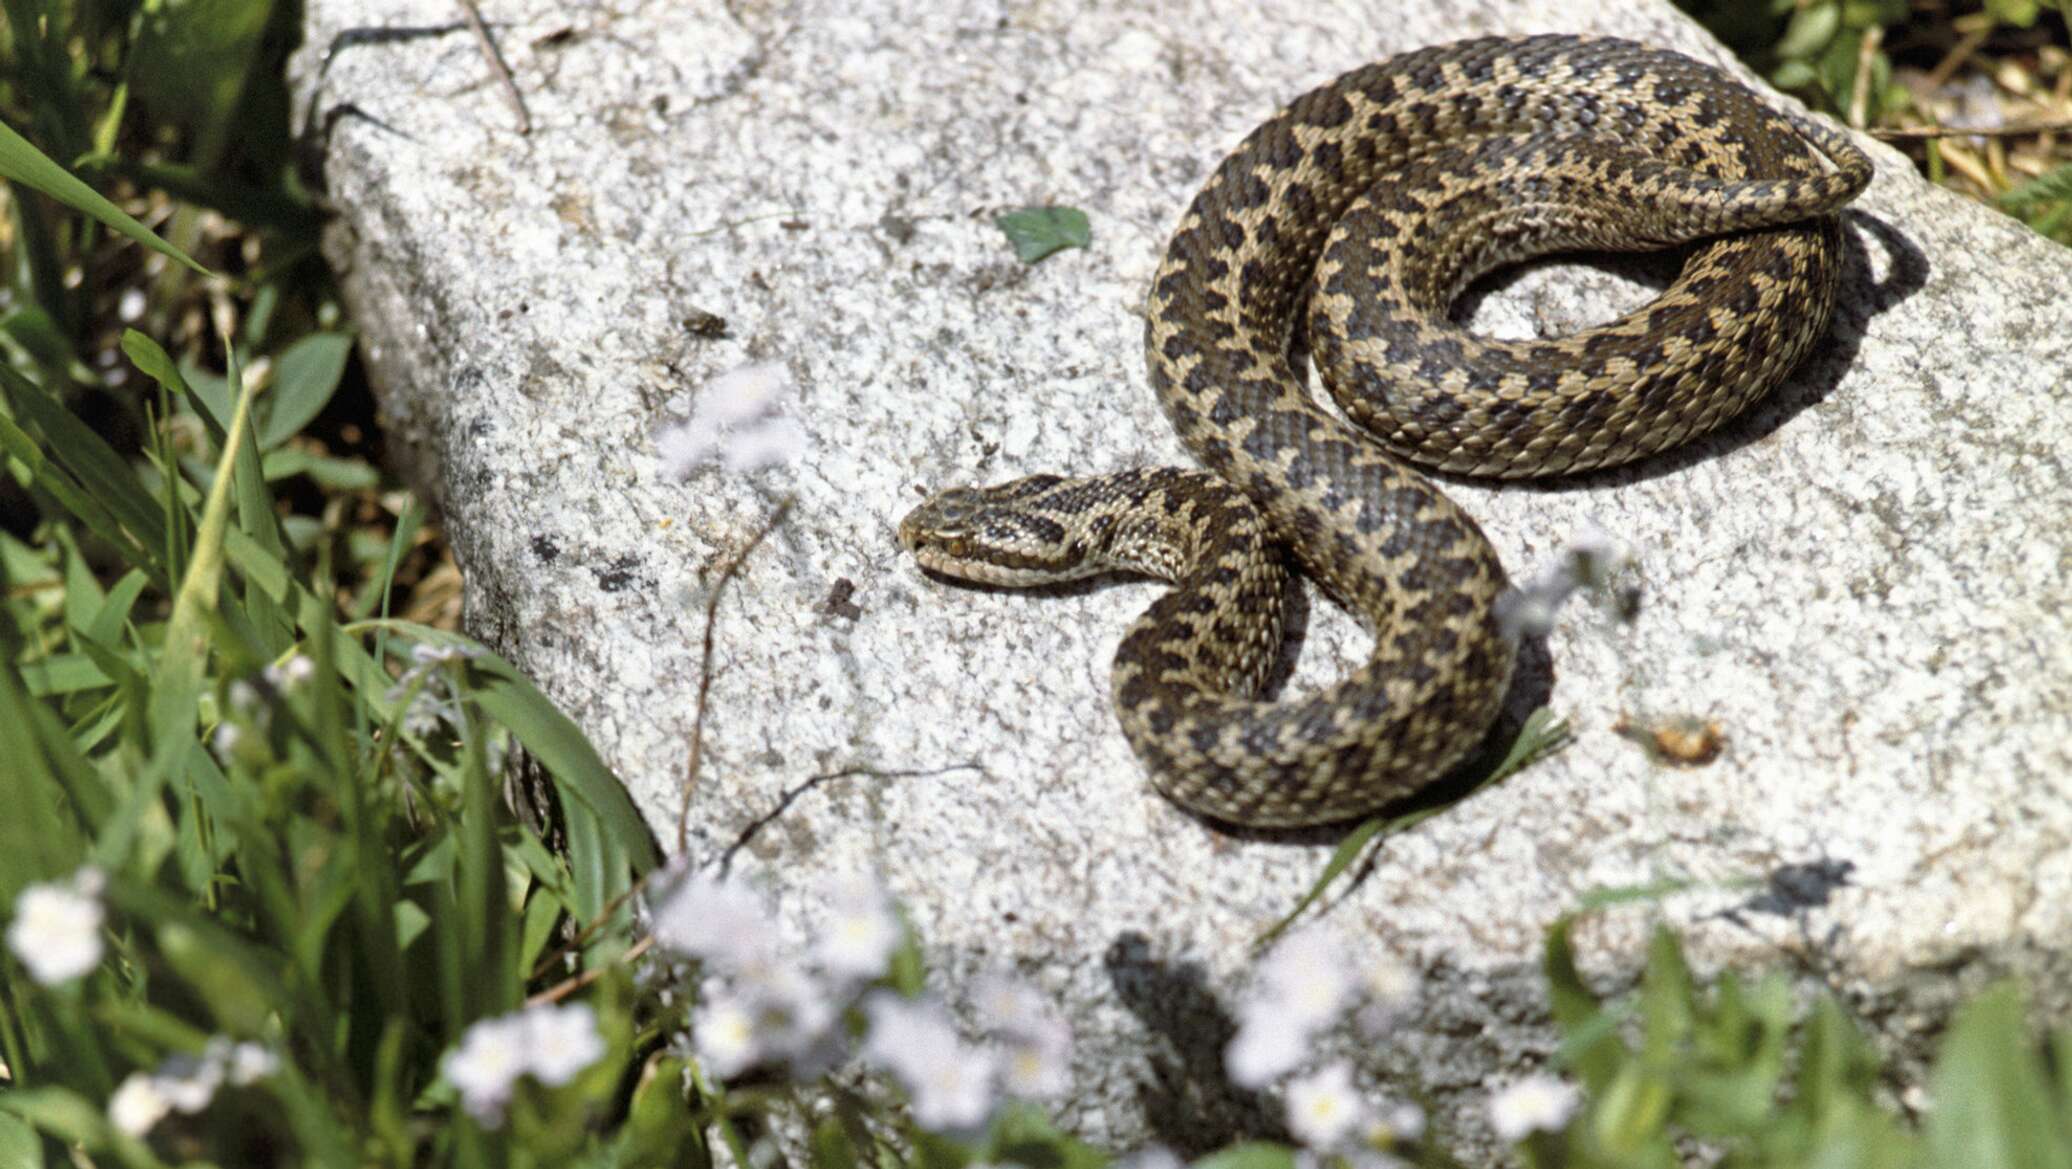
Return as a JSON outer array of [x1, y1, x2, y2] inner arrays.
[[899, 35, 1872, 827]]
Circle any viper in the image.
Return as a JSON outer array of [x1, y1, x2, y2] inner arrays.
[[900, 34, 1872, 827]]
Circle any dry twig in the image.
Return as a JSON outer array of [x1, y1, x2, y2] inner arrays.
[[677, 497, 794, 853], [458, 0, 531, 134]]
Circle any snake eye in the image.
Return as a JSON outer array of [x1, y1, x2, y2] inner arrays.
[[942, 537, 971, 558]]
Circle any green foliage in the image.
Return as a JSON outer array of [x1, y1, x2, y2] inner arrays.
[[1998, 163, 2072, 244], [6, 1, 2069, 1164], [1675, 0, 1913, 125], [1, 323, 658, 1163], [993, 206, 1093, 263], [1982, 0, 2072, 27], [1532, 912, 2072, 1168]]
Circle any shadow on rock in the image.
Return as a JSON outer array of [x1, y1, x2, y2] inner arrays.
[[1472, 209, 1929, 495], [1102, 931, 1288, 1155]]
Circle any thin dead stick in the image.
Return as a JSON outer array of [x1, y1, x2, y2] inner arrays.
[[1849, 25, 1882, 130], [1922, 24, 1991, 94], [528, 869, 656, 981], [678, 497, 795, 853], [457, 0, 531, 134], [1934, 138, 1998, 190], [528, 935, 653, 1006], [1870, 119, 2072, 140]]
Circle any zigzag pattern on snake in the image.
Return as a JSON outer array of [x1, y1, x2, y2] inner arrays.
[[900, 34, 1873, 827]]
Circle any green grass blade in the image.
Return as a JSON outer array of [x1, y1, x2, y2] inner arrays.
[[0, 117, 207, 275], [1260, 707, 1570, 944], [99, 343, 260, 863], [1255, 816, 1389, 948], [0, 417, 159, 586], [0, 628, 93, 893], [0, 364, 170, 569]]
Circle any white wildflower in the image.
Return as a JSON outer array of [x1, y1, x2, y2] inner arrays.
[[693, 989, 765, 1079], [7, 869, 106, 985], [223, 1040, 279, 1085], [1252, 928, 1355, 1031], [999, 1015, 1073, 1099], [119, 288, 148, 323], [443, 1014, 531, 1123], [1354, 952, 1419, 1036], [212, 722, 244, 754], [1496, 587, 1562, 640], [656, 416, 722, 475], [1488, 1074, 1580, 1142], [263, 653, 316, 689], [1565, 522, 1626, 588], [1286, 1060, 1365, 1150], [524, 1002, 606, 1086], [906, 1037, 998, 1131], [107, 1073, 172, 1137], [649, 869, 779, 970], [722, 414, 808, 473], [1117, 1147, 1185, 1169], [862, 992, 998, 1132], [734, 962, 839, 1067], [153, 1049, 225, 1113], [702, 362, 792, 427], [1371, 1098, 1425, 1145], [658, 362, 808, 478], [971, 972, 1058, 1039], [1224, 1003, 1310, 1088], [816, 871, 903, 980], [1498, 523, 1634, 639]]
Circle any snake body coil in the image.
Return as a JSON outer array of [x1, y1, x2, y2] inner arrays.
[[901, 35, 1872, 827]]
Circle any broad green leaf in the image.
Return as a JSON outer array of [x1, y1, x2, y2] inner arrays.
[[1923, 983, 2072, 1169], [1985, 0, 2043, 26], [1592, 1064, 1673, 1157], [0, 117, 206, 274], [1544, 916, 1623, 1091], [0, 1086, 111, 1148], [1775, 1, 1841, 58], [612, 1056, 708, 1169], [809, 1115, 858, 1169], [261, 447, 381, 489], [1638, 926, 1695, 1062], [1192, 1142, 1297, 1169], [260, 332, 353, 449], [16, 652, 111, 696], [991, 1103, 1108, 1169], [994, 206, 1091, 263], [0, 1111, 41, 1169]]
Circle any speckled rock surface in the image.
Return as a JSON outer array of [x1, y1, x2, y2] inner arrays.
[[290, 0, 2071, 1156]]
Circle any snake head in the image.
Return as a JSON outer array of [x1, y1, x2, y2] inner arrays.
[[899, 475, 1093, 587]]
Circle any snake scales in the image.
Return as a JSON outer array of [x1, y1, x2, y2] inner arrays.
[[900, 34, 1872, 827]]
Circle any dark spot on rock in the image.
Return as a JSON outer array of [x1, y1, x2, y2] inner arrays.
[[822, 577, 863, 621]]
